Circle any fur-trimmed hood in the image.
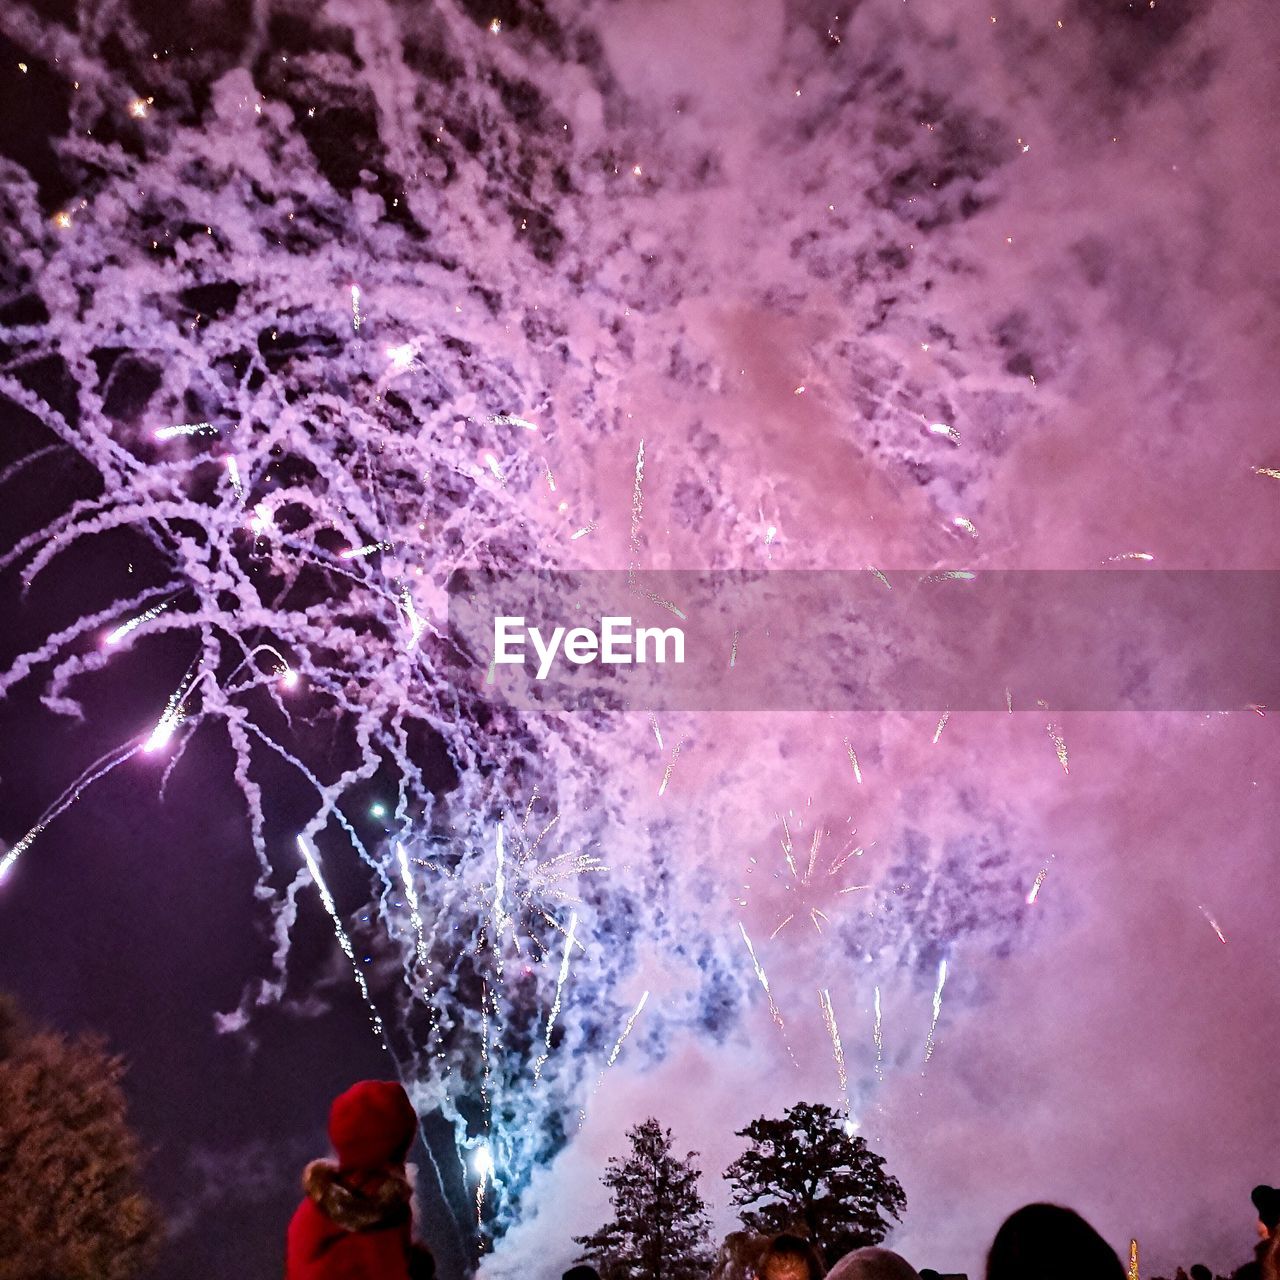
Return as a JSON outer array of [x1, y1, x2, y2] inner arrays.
[[302, 1159, 413, 1234]]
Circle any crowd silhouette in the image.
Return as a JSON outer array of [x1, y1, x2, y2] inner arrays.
[[282, 1080, 1277, 1280]]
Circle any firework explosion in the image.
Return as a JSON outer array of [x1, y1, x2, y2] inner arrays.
[[1, 0, 1278, 1276]]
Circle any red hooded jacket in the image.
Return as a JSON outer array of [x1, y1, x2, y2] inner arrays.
[[286, 1081, 432, 1280]]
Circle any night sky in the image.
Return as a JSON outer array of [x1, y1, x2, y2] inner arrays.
[[1, 1, 1278, 1278]]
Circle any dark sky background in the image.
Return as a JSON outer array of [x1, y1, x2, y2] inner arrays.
[[2, 0, 1279, 1278]]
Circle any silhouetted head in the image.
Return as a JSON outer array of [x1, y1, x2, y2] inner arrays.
[[826, 1247, 919, 1280], [1253, 1186, 1280, 1238], [328, 1080, 417, 1171], [564, 1266, 602, 1280], [986, 1204, 1125, 1280], [758, 1234, 826, 1280], [1188, 1266, 1212, 1280]]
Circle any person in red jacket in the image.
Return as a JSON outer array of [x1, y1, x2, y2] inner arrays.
[[286, 1079, 435, 1280]]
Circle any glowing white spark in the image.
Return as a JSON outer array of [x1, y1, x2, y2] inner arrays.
[[350, 284, 362, 332], [106, 598, 171, 645], [154, 422, 216, 440], [129, 98, 148, 118], [1026, 866, 1049, 904], [869, 567, 892, 589], [226, 456, 244, 502], [1254, 467, 1280, 481], [534, 911, 578, 1082], [1038, 702, 1069, 773], [491, 415, 539, 432], [729, 629, 739, 668], [143, 687, 187, 753], [399, 587, 425, 649], [649, 714, 664, 750], [297, 835, 385, 1040], [819, 988, 851, 1113], [923, 958, 948, 1065], [606, 990, 649, 1068], [873, 986, 884, 1081], [932, 711, 951, 744], [484, 453, 505, 483], [341, 541, 392, 559], [1199, 905, 1227, 944], [927, 422, 961, 444], [386, 343, 415, 369], [1106, 551, 1155, 563], [952, 516, 978, 537], [843, 738, 863, 785], [396, 842, 430, 982], [0, 824, 46, 884], [658, 738, 685, 797], [569, 522, 597, 540], [249, 502, 274, 535], [739, 924, 791, 1052]]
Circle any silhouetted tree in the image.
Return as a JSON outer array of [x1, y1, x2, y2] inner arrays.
[[724, 1101, 905, 1265], [575, 1117, 712, 1280], [0, 995, 159, 1280]]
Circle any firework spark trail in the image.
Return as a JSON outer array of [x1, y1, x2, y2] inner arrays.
[[0, 741, 142, 883], [873, 985, 884, 1082], [226, 456, 244, 502], [1105, 552, 1155, 563], [296, 834, 385, 1042], [1038, 702, 1069, 773], [154, 422, 217, 440], [952, 516, 978, 537], [649, 713, 664, 750], [398, 587, 427, 649], [396, 841, 431, 984], [729, 629, 739, 668], [933, 711, 951, 744], [843, 737, 863, 784], [341, 541, 393, 559], [927, 421, 961, 444], [923, 958, 949, 1066], [533, 911, 578, 1082], [738, 924, 794, 1060], [819, 988, 852, 1118], [658, 738, 685, 797], [491, 415, 539, 431], [1199, 905, 1228, 944], [576, 990, 652, 1128], [105, 598, 173, 645], [627, 438, 646, 585], [492, 821, 509, 970], [1129, 1239, 1140, 1280], [1254, 467, 1280, 481], [350, 284, 362, 331], [869, 567, 892, 589], [607, 990, 650, 1068], [1026, 866, 1050, 905]]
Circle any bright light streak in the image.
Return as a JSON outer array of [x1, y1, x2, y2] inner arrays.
[[297, 834, 385, 1040], [534, 911, 578, 1082], [491, 415, 539, 431], [106, 599, 171, 645], [154, 422, 216, 440], [923, 958, 948, 1065], [1027, 866, 1049, 904]]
